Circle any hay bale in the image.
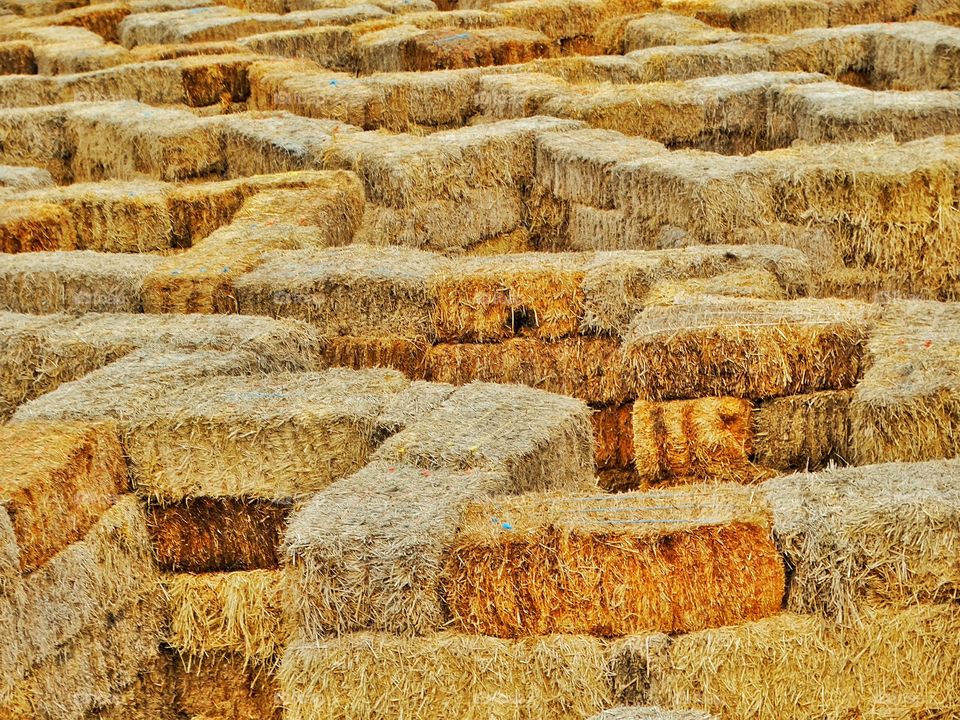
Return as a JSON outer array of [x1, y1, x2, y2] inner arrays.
[[644, 268, 788, 305], [768, 81, 960, 146], [279, 632, 611, 720], [318, 334, 429, 377], [635, 604, 960, 720], [33, 42, 132, 75], [0, 250, 159, 314], [171, 652, 281, 720], [0, 165, 52, 190], [49, 2, 133, 44], [444, 485, 783, 637], [163, 569, 291, 665], [765, 25, 874, 78], [143, 176, 365, 314], [87, 654, 177, 720], [0, 495, 156, 700], [490, 0, 654, 42], [632, 397, 772, 485], [285, 461, 509, 636], [0, 200, 78, 253], [762, 458, 960, 622], [625, 41, 772, 82], [870, 22, 960, 91], [4, 590, 163, 720], [234, 245, 447, 340], [432, 252, 588, 342], [118, 7, 296, 47], [356, 23, 423, 72], [474, 72, 569, 119], [465, 227, 534, 255], [826, 0, 914, 25], [623, 296, 875, 400], [239, 25, 355, 70], [581, 245, 812, 336], [850, 300, 960, 464], [0, 421, 124, 578], [592, 403, 633, 470], [424, 337, 632, 404], [374, 379, 455, 434], [752, 389, 852, 471], [662, 0, 829, 33], [372, 381, 595, 492], [0, 40, 36, 73], [126, 368, 408, 501], [620, 11, 740, 51], [402, 26, 555, 71], [564, 205, 662, 252], [147, 497, 289, 572]]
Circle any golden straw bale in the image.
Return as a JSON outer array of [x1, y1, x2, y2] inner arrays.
[[825, 0, 913, 25], [625, 41, 772, 83], [3, 590, 164, 720], [850, 300, 960, 464], [424, 336, 632, 404], [762, 459, 960, 622], [279, 632, 611, 720], [620, 11, 740, 51], [581, 245, 812, 336], [0, 200, 78, 253], [238, 25, 355, 70], [234, 245, 447, 340], [752, 389, 852, 471], [147, 497, 289, 572], [465, 227, 533, 255], [765, 25, 874, 78], [632, 396, 772, 485], [125, 368, 409, 502], [176, 52, 254, 106], [50, 2, 132, 44], [443, 486, 783, 637], [592, 403, 633, 470], [0, 164, 52, 191], [474, 72, 569, 119], [661, 0, 829, 33], [318, 335, 429, 377], [285, 461, 510, 636], [0, 421, 124, 577], [870, 21, 960, 91], [164, 569, 291, 665], [634, 604, 960, 720], [355, 23, 423, 72], [402, 26, 555, 71], [564, 205, 661, 252], [374, 379, 455, 435], [644, 268, 788, 305], [117, 7, 295, 47], [88, 654, 177, 720], [33, 42, 132, 75], [433, 252, 588, 342], [623, 296, 876, 400], [0, 40, 36, 73], [171, 652, 281, 720], [0, 495, 156, 700], [373, 381, 596, 492]]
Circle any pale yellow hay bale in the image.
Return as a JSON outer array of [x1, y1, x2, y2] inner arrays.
[[33, 41, 132, 75], [870, 21, 960, 90], [238, 24, 355, 69], [645, 268, 788, 304], [765, 25, 875, 78], [590, 709, 717, 720], [0, 104, 73, 182], [475, 71, 569, 119], [621, 11, 740, 52], [625, 41, 771, 82], [0, 165, 53, 190], [662, 0, 829, 33]]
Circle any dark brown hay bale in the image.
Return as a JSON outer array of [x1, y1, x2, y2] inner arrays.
[[171, 652, 281, 720], [146, 498, 289, 572], [592, 403, 633, 470], [752, 390, 853, 472], [0, 40, 36, 73], [442, 485, 784, 637]]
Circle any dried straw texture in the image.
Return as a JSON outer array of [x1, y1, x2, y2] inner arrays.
[[0, 105, 72, 182], [0, 41, 36, 74], [0, 165, 52, 190], [373, 381, 596, 492], [67, 101, 224, 182], [279, 632, 611, 720], [625, 42, 772, 83], [171, 652, 281, 720], [850, 300, 960, 464], [620, 11, 739, 52], [632, 397, 773, 486], [592, 403, 633, 471], [0, 251, 160, 314], [0, 421, 124, 576], [0, 201, 77, 253], [661, 0, 829, 32], [424, 337, 633, 405], [624, 297, 875, 400], [87, 653, 177, 720], [126, 368, 408, 501], [0, 495, 156, 701], [147, 497, 289, 572], [318, 335, 429, 378], [401, 26, 555, 71], [762, 459, 960, 622], [1, 590, 164, 720], [433, 252, 588, 342], [235, 246, 447, 340], [443, 486, 782, 637], [285, 461, 509, 637], [164, 569, 291, 666], [637, 603, 960, 720], [589, 708, 717, 720], [871, 22, 960, 91], [239, 25, 355, 71], [644, 269, 788, 305], [752, 390, 852, 471], [374, 380, 456, 435]]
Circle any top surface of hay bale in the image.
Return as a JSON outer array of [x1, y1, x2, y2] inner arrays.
[[0, 165, 53, 190], [762, 457, 960, 622], [373, 381, 596, 492]]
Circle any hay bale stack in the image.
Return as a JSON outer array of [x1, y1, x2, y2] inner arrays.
[[0, 495, 157, 700], [474, 72, 569, 119], [0, 421, 124, 578], [0, 105, 76, 180], [279, 632, 611, 720], [768, 81, 960, 146], [850, 300, 960, 464], [0, 200, 77, 253], [0, 165, 52, 190], [620, 11, 740, 52], [147, 497, 289, 572], [143, 175, 365, 314], [285, 461, 509, 636], [661, 0, 829, 33], [238, 25, 355, 70], [163, 569, 291, 665], [632, 604, 960, 720], [592, 403, 633, 471], [632, 397, 773, 485], [424, 337, 632, 405], [126, 368, 409, 501], [0, 250, 160, 315], [67, 101, 224, 182], [871, 22, 960, 90], [170, 652, 281, 720], [443, 485, 783, 637], [235, 245, 447, 340], [433, 252, 588, 342], [762, 459, 960, 622], [625, 42, 772, 83], [623, 297, 875, 400], [373, 381, 595, 492], [752, 390, 852, 471]]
